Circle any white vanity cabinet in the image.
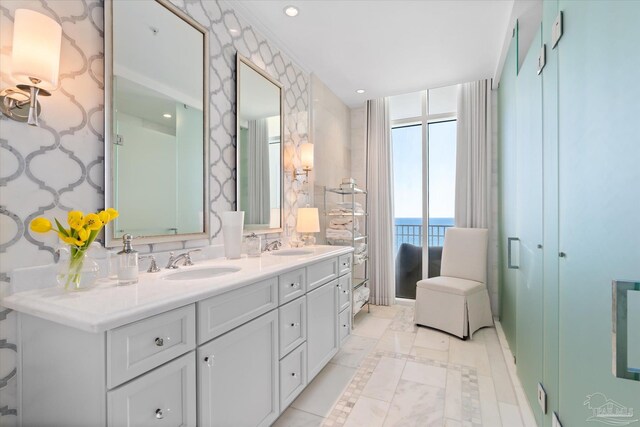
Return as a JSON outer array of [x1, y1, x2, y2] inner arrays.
[[197, 310, 280, 427], [8, 247, 353, 427]]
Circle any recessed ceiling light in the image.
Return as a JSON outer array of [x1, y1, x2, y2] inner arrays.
[[356, 89, 365, 94], [163, 113, 172, 118], [284, 6, 299, 17], [229, 28, 239, 34]]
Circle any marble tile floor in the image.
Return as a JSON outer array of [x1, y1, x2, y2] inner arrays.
[[274, 302, 536, 427]]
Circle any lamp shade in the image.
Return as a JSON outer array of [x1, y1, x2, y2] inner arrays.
[[296, 207, 320, 233], [300, 142, 314, 171], [11, 9, 62, 90]]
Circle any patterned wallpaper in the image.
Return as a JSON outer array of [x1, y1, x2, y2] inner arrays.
[[0, 0, 310, 423]]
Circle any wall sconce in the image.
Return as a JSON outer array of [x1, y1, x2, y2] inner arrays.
[[0, 9, 62, 126], [293, 142, 314, 181]]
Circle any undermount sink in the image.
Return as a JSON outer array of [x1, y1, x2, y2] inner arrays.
[[163, 266, 241, 281], [269, 249, 314, 256]]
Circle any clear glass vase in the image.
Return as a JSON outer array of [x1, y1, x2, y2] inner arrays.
[[56, 247, 100, 291]]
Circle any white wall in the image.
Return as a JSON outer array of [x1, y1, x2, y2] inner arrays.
[[310, 74, 352, 242], [350, 106, 367, 190]]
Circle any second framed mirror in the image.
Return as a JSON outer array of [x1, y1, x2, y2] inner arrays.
[[236, 54, 284, 233]]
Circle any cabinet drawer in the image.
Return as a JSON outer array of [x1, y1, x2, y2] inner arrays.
[[197, 277, 278, 344], [279, 296, 306, 357], [279, 268, 306, 304], [307, 258, 338, 291], [107, 305, 196, 388], [338, 274, 351, 312], [338, 253, 352, 276], [108, 352, 196, 427], [339, 307, 351, 345], [280, 343, 307, 409]]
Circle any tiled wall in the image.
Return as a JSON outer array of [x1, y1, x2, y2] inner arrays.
[[0, 0, 310, 423]]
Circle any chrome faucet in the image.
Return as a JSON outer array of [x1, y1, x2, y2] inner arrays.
[[140, 255, 161, 273], [166, 249, 202, 269], [263, 239, 282, 252]]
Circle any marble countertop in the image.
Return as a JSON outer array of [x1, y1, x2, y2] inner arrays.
[[2, 245, 353, 333]]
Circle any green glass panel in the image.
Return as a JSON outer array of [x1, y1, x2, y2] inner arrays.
[[498, 31, 519, 354], [557, 1, 640, 425], [541, 1, 561, 425], [515, 26, 544, 426]]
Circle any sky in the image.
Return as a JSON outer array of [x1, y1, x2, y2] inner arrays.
[[392, 121, 456, 219]]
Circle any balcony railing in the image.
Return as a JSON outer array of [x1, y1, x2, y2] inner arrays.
[[394, 223, 452, 252]]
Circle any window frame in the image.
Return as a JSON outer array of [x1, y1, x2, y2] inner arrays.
[[390, 89, 457, 280]]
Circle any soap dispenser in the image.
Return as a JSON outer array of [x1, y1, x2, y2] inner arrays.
[[117, 234, 138, 285]]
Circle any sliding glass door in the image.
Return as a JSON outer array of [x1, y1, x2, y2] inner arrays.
[[390, 88, 457, 299]]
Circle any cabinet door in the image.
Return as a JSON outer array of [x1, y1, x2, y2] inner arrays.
[[307, 280, 339, 381], [198, 310, 279, 427]]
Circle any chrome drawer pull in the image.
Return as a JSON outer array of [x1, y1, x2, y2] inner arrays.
[[154, 337, 164, 347], [155, 409, 164, 419]]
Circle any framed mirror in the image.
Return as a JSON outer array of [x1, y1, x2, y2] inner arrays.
[[104, 0, 209, 247], [236, 55, 284, 233]]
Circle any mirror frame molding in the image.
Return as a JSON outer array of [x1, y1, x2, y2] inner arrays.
[[104, 0, 210, 248], [235, 53, 285, 234]]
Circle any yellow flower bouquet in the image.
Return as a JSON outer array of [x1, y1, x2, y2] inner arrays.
[[30, 208, 119, 291]]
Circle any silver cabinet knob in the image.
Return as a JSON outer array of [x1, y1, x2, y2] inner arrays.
[[559, 252, 567, 258], [537, 244, 543, 249], [291, 372, 297, 378], [154, 337, 164, 347], [155, 409, 164, 419], [343, 324, 348, 328], [204, 355, 214, 366], [290, 322, 300, 328], [290, 282, 299, 288]]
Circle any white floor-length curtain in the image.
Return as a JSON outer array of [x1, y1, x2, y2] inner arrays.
[[454, 79, 499, 314], [366, 98, 395, 306], [247, 118, 270, 224]]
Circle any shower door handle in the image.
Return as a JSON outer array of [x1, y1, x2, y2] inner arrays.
[[612, 280, 640, 381], [507, 237, 520, 269]]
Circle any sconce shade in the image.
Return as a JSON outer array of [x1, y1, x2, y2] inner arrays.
[[11, 9, 62, 90], [300, 142, 314, 171], [296, 207, 320, 233]]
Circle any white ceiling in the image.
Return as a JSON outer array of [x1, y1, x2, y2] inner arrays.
[[232, 0, 514, 107]]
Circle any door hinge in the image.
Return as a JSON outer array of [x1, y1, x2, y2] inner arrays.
[[113, 134, 124, 146]]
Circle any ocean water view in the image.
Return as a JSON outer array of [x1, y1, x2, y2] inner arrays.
[[394, 217, 454, 251]]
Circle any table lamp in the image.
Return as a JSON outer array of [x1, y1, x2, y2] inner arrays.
[[296, 207, 320, 246]]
